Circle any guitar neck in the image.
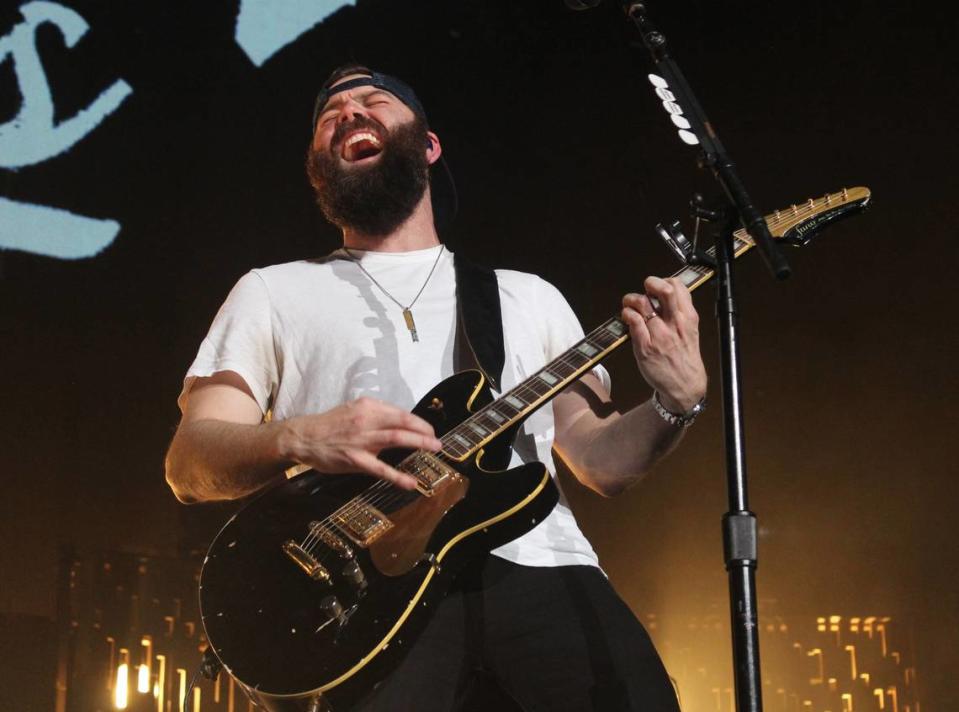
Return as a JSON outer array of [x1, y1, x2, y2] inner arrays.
[[437, 229, 757, 462], [437, 183, 876, 463]]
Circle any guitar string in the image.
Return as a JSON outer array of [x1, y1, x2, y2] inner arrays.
[[299, 196, 846, 557], [302, 448, 452, 555]]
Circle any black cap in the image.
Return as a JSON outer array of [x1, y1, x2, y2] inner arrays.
[[312, 71, 428, 132]]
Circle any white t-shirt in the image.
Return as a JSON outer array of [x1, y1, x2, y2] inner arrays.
[[180, 245, 610, 569]]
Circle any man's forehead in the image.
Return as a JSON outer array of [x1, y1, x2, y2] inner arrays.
[[311, 70, 428, 130], [320, 77, 395, 112]]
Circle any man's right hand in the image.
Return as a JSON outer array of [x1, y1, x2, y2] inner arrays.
[[281, 397, 442, 490], [166, 371, 442, 503]]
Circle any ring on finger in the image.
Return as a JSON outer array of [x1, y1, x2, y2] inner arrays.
[[643, 312, 660, 323]]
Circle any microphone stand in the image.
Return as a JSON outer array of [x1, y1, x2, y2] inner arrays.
[[621, 4, 792, 711]]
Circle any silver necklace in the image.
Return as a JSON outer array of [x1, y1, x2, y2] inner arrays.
[[343, 245, 444, 343]]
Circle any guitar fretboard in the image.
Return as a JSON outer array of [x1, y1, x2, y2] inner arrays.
[[435, 231, 757, 462], [396, 187, 870, 469]]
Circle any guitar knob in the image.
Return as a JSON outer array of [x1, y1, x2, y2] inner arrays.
[[342, 559, 368, 593], [319, 595, 346, 625]]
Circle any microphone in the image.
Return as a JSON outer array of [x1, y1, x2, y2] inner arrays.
[[564, 0, 602, 9]]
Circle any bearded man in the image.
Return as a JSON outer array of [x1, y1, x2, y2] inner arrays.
[[165, 65, 707, 711]]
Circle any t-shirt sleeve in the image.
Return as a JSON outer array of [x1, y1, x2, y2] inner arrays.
[[177, 271, 279, 414], [534, 276, 612, 394]]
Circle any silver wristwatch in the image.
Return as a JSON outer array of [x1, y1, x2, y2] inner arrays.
[[653, 391, 707, 428]]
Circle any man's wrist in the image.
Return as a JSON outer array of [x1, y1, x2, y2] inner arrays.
[[272, 418, 303, 464], [655, 386, 706, 414], [652, 391, 707, 428]]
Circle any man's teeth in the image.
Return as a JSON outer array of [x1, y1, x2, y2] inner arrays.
[[345, 132, 381, 148]]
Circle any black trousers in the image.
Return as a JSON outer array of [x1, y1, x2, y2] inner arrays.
[[354, 555, 680, 712]]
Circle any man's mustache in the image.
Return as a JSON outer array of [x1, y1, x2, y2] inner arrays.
[[330, 115, 388, 150]]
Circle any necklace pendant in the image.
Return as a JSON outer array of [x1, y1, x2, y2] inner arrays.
[[402, 307, 419, 342]]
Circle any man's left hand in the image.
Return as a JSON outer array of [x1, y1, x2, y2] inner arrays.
[[621, 276, 707, 413]]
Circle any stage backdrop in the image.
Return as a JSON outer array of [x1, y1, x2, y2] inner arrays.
[[1, 1, 956, 709]]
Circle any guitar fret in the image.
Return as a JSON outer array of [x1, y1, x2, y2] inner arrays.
[[605, 320, 626, 337], [680, 268, 703, 287], [576, 341, 599, 357], [486, 409, 507, 424], [442, 440, 467, 457], [504, 394, 525, 410], [563, 351, 589, 368], [590, 329, 616, 348], [453, 431, 474, 446], [475, 415, 499, 433], [538, 371, 559, 386], [526, 378, 551, 395], [466, 422, 487, 437]]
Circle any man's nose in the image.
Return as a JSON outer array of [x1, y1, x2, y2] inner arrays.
[[337, 99, 367, 124]]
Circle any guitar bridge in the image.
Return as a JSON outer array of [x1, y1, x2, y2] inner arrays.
[[281, 540, 331, 583]]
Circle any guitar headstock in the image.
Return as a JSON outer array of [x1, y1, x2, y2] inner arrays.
[[763, 187, 871, 247]]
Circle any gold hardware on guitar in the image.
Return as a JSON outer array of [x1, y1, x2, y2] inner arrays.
[[281, 540, 331, 583]]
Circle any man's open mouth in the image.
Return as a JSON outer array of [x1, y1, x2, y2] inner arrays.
[[341, 131, 384, 162]]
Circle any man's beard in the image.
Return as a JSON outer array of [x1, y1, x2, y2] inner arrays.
[[306, 115, 430, 237]]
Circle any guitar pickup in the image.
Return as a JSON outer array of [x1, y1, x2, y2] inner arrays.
[[332, 504, 393, 547], [407, 452, 461, 497], [281, 540, 331, 583]]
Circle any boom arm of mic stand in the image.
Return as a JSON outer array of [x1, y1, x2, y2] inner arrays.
[[625, 1, 791, 280]]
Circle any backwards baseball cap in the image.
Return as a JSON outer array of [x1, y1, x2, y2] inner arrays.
[[310, 66, 458, 228], [311, 70, 428, 132]]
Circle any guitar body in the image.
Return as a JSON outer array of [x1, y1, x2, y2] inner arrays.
[[199, 370, 559, 711]]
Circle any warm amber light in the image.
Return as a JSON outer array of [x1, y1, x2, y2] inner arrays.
[[137, 664, 150, 694], [155, 655, 166, 712], [114, 664, 129, 709], [887, 686, 899, 712], [177, 668, 187, 712], [806, 648, 824, 685], [877, 622, 888, 656], [845, 644, 858, 680]]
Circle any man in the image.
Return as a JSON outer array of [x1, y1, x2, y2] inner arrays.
[[165, 65, 707, 711]]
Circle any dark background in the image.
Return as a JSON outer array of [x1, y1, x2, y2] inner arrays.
[[1, 0, 956, 708]]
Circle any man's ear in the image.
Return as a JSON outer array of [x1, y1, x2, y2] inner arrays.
[[426, 130, 442, 165]]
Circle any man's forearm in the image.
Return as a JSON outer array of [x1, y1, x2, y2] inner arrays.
[[566, 398, 685, 497], [165, 419, 294, 504]]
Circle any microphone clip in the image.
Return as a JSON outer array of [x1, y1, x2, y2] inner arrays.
[[655, 218, 717, 270]]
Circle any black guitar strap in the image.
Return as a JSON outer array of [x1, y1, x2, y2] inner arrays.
[[453, 252, 505, 393]]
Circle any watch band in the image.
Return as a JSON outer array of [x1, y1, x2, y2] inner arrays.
[[653, 391, 706, 428]]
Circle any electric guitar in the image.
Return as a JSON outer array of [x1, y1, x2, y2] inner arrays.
[[198, 187, 871, 712]]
